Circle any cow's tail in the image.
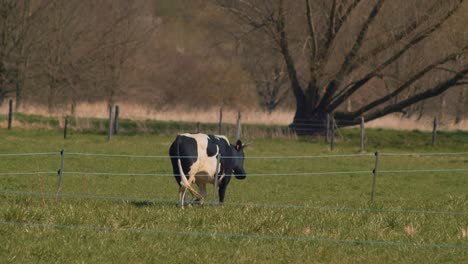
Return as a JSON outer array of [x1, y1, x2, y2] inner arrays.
[[176, 136, 203, 200]]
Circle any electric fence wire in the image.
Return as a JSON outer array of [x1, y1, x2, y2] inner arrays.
[[0, 220, 467, 249]]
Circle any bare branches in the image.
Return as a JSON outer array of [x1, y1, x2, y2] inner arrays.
[[326, 1, 465, 114], [349, 1, 441, 74], [364, 66, 468, 122], [276, 0, 304, 103], [218, 1, 279, 44], [349, 0, 465, 75], [350, 48, 467, 118], [318, 0, 386, 110], [305, 0, 318, 65]]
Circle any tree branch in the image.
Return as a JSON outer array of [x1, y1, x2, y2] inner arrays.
[[350, 50, 466, 118], [318, 0, 386, 110], [326, 0, 464, 112], [319, 0, 362, 65], [348, 0, 464, 75], [276, 0, 304, 104], [364, 66, 468, 122], [325, 0, 337, 54], [305, 0, 318, 64]]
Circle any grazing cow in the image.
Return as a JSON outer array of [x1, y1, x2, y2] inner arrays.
[[169, 133, 247, 208]]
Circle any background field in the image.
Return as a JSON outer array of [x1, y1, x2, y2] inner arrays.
[[0, 128, 467, 263]]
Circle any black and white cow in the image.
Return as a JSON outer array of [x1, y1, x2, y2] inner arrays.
[[169, 133, 247, 208]]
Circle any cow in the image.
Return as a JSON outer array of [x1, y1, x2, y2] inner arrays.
[[169, 133, 247, 208]]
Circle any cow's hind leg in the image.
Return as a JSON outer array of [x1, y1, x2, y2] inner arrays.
[[178, 186, 188, 208], [180, 176, 204, 203], [195, 183, 207, 205]]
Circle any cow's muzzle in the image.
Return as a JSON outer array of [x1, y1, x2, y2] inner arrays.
[[234, 169, 246, 180]]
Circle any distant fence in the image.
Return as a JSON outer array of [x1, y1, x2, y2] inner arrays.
[[3, 102, 452, 150]]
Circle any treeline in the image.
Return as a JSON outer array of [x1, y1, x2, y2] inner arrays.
[[0, 0, 466, 122], [0, 0, 257, 114]]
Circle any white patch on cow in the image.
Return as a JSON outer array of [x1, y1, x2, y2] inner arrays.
[[180, 133, 220, 184]]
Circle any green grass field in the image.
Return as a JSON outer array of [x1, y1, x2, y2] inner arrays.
[[0, 128, 467, 263]]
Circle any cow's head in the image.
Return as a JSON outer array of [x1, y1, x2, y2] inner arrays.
[[232, 140, 247, 180]]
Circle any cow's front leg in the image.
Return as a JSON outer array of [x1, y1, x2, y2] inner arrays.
[[218, 175, 232, 205]]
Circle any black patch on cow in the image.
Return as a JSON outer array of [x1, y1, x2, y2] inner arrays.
[[169, 135, 198, 186], [206, 136, 218, 157]]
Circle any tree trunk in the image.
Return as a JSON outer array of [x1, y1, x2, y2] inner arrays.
[[289, 82, 329, 135]]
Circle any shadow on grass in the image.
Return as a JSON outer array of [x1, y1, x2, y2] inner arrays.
[[129, 200, 179, 208]]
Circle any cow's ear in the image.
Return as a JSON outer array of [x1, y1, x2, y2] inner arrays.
[[235, 140, 242, 151], [242, 142, 253, 149]]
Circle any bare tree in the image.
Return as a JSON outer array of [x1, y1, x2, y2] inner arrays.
[[220, 0, 468, 133], [0, 0, 46, 107], [17, 0, 156, 113]]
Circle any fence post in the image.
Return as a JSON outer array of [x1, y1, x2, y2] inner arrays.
[[218, 108, 223, 135], [56, 150, 65, 201], [326, 114, 330, 143], [330, 116, 335, 151], [360, 117, 365, 152], [107, 104, 113, 141], [432, 115, 437, 146], [371, 151, 379, 204], [64, 116, 68, 139], [212, 154, 221, 206], [8, 99, 13, 129], [236, 111, 241, 140], [196, 122, 200, 133], [113, 105, 119, 135]]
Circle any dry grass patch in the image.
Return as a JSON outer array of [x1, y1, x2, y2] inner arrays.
[[2, 101, 467, 130]]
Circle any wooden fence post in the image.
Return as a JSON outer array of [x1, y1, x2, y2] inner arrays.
[[432, 115, 437, 146], [196, 122, 200, 133], [212, 154, 221, 206], [218, 108, 223, 135], [56, 150, 65, 201], [360, 117, 365, 152], [236, 111, 241, 140], [330, 116, 335, 151], [8, 99, 13, 129], [64, 116, 68, 139], [113, 105, 119, 135], [107, 104, 113, 141], [371, 151, 380, 204], [326, 114, 330, 143]]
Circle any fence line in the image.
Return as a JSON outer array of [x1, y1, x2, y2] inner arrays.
[[55, 168, 466, 178], [1, 168, 465, 178], [1, 189, 467, 216], [0, 152, 60, 157], [1, 220, 467, 249], [379, 168, 468, 174], [0, 172, 57, 176], [59, 170, 372, 177], [379, 152, 468, 157], [66, 152, 374, 159], [0, 150, 466, 209], [2, 151, 467, 159]]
